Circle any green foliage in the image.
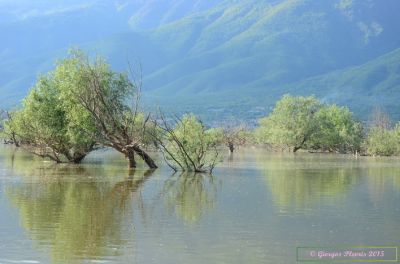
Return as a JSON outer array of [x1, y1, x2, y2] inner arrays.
[[255, 94, 322, 152], [5, 49, 158, 168], [310, 105, 363, 153], [55, 49, 135, 124], [255, 94, 366, 153], [158, 114, 220, 172], [58, 49, 158, 169], [3, 110, 23, 142], [52, 52, 100, 145], [206, 127, 225, 145], [364, 126, 400, 156], [4, 71, 97, 162], [363, 109, 400, 156]]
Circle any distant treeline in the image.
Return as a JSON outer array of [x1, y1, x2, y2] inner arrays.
[[1, 50, 399, 174]]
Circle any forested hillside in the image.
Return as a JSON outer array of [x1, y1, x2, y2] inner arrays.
[[1, 0, 400, 122]]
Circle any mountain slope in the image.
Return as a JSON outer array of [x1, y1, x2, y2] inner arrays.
[[1, 0, 400, 122], [143, 47, 400, 124], [281, 48, 400, 119], [142, 0, 400, 95]]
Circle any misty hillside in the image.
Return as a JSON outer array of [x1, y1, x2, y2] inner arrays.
[[1, 0, 400, 122]]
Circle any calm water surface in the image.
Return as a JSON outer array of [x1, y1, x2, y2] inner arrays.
[[0, 145, 399, 263]]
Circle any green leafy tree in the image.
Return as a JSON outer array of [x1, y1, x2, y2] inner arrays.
[[49, 49, 157, 168], [255, 94, 322, 152], [311, 105, 364, 153], [155, 114, 220, 173], [4, 74, 97, 163], [4, 49, 158, 167], [364, 127, 399, 156], [364, 109, 400, 156], [2, 110, 21, 146]]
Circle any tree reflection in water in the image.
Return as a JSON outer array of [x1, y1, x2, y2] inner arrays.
[[365, 165, 400, 204], [257, 154, 361, 214], [6, 158, 154, 263], [162, 173, 218, 225]]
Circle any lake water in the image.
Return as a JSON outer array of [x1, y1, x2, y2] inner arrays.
[[0, 144, 399, 264]]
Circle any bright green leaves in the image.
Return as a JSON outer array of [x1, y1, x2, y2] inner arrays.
[[311, 104, 363, 153], [255, 94, 363, 153], [255, 94, 322, 152], [4, 51, 98, 163], [364, 126, 400, 156], [158, 114, 220, 172]]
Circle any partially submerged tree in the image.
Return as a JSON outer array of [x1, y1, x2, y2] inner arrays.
[[255, 94, 322, 152], [364, 108, 400, 156], [4, 75, 97, 163], [3, 50, 158, 167], [255, 95, 365, 154], [365, 127, 399, 156], [221, 124, 250, 153], [310, 105, 363, 154], [2, 110, 20, 146], [154, 114, 220, 173], [58, 50, 157, 169]]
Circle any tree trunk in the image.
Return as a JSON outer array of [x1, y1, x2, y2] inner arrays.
[[125, 147, 137, 168], [293, 136, 308, 153], [11, 132, 19, 147], [228, 142, 235, 153], [72, 154, 86, 164], [133, 146, 158, 169]]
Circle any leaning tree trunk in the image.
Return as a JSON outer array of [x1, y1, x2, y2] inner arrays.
[[71, 154, 87, 164], [293, 136, 308, 153], [125, 146, 137, 168], [293, 146, 301, 153], [133, 145, 158, 169], [64, 150, 90, 164]]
